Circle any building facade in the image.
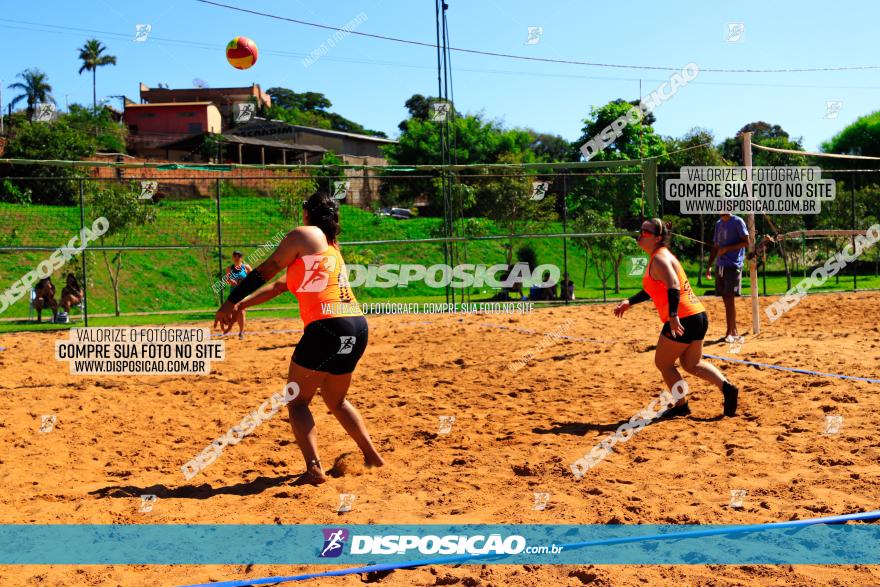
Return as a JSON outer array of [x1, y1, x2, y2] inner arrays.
[[138, 82, 271, 123]]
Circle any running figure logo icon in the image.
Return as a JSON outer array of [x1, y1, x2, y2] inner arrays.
[[139, 181, 158, 200], [134, 24, 151, 42], [336, 493, 356, 513], [530, 181, 549, 201], [438, 415, 456, 435], [338, 336, 356, 355], [431, 102, 450, 122], [525, 26, 544, 45], [234, 102, 256, 123], [726, 23, 745, 42], [319, 528, 349, 558], [823, 414, 843, 435], [532, 492, 550, 511], [39, 415, 57, 433], [332, 181, 350, 200], [34, 103, 56, 122], [729, 489, 747, 508], [824, 101, 843, 120], [139, 494, 157, 513], [629, 257, 648, 276], [297, 254, 337, 293]]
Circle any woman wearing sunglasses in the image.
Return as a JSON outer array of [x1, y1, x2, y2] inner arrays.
[[613, 218, 739, 418], [215, 191, 384, 484]]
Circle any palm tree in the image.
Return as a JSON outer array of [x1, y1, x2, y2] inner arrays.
[[8, 68, 54, 119], [77, 39, 117, 112]]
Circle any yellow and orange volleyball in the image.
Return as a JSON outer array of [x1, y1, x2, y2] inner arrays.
[[226, 36, 258, 70]]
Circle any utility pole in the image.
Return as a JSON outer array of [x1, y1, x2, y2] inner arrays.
[[0, 81, 4, 135], [742, 131, 760, 335]]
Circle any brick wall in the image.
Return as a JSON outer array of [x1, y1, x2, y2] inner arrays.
[[86, 156, 316, 200]]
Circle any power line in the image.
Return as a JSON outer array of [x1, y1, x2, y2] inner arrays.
[[193, 0, 880, 74], [5, 19, 880, 92]]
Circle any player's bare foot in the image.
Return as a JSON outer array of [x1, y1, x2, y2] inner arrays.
[[365, 454, 385, 467], [303, 460, 328, 485]]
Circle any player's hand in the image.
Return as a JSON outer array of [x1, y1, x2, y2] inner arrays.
[[223, 304, 244, 335], [613, 300, 630, 318], [705, 267, 713, 280], [214, 300, 236, 333], [668, 316, 685, 338]]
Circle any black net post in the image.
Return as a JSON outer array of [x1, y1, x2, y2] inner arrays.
[[562, 171, 569, 305], [78, 178, 89, 327], [852, 171, 857, 291], [761, 213, 767, 296], [215, 178, 224, 303]]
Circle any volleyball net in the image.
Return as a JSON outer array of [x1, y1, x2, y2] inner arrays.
[[0, 156, 877, 324]]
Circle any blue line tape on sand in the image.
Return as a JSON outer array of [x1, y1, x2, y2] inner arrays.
[[703, 354, 880, 384], [177, 510, 880, 587], [480, 321, 877, 384]]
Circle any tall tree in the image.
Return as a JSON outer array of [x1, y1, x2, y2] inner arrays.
[[265, 86, 387, 137], [77, 39, 117, 112], [398, 94, 435, 132], [570, 99, 665, 162], [718, 121, 804, 166], [526, 130, 569, 163], [8, 68, 54, 119], [821, 110, 880, 160], [89, 182, 156, 316]]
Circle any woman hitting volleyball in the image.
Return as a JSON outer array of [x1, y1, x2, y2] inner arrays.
[[215, 191, 384, 484], [614, 218, 740, 418]]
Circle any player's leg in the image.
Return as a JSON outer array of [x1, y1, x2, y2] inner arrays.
[[654, 333, 690, 408], [680, 336, 740, 417], [680, 338, 726, 388], [320, 372, 384, 467], [722, 293, 737, 337], [47, 295, 58, 320], [285, 360, 328, 483], [237, 309, 245, 337]]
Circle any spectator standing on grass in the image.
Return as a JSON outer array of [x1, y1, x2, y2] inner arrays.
[[225, 251, 252, 338], [706, 213, 750, 342]]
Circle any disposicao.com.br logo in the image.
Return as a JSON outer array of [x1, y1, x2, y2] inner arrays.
[[319, 529, 561, 556]]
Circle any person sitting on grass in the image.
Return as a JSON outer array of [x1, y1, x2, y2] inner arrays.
[[60, 274, 83, 318], [34, 277, 58, 323]]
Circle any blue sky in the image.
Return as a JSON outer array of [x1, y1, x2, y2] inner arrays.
[[1, 0, 877, 150]]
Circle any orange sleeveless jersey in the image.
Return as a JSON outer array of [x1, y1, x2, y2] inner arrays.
[[286, 246, 362, 327], [642, 248, 705, 322]]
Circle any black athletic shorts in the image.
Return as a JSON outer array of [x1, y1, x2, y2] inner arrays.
[[715, 265, 742, 297], [661, 311, 708, 344], [292, 315, 369, 374]]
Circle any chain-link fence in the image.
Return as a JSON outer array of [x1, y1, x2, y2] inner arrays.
[[1, 162, 878, 326]]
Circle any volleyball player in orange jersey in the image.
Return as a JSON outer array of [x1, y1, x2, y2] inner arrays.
[[215, 191, 384, 485], [614, 218, 740, 418]]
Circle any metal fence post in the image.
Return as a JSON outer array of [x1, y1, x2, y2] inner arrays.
[[761, 213, 767, 296], [79, 179, 89, 327], [852, 171, 857, 292], [562, 170, 569, 305], [216, 178, 224, 303]]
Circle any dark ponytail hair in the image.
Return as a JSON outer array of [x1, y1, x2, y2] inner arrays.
[[302, 191, 340, 243], [644, 217, 673, 247]]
